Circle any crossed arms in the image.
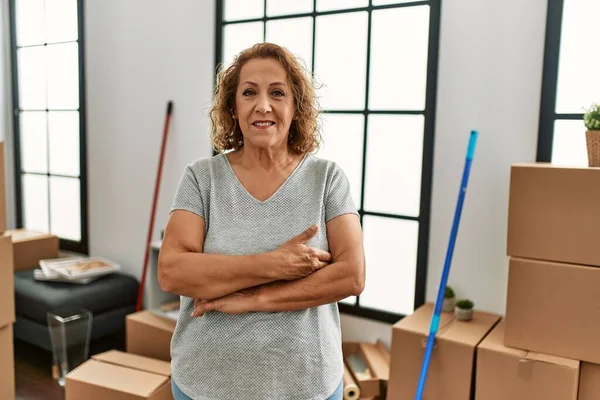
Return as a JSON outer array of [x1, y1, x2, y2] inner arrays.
[[157, 210, 365, 316]]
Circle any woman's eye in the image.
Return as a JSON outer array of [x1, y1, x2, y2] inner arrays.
[[242, 89, 255, 96], [272, 90, 285, 97]]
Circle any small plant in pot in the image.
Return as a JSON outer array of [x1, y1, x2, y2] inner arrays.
[[584, 103, 600, 167], [442, 286, 455, 312], [455, 299, 474, 321]]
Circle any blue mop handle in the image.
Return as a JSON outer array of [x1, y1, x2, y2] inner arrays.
[[415, 130, 479, 400]]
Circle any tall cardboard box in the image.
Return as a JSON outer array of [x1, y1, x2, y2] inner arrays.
[[126, 310, 175, 361], [5, 229, 59, 271], [579, 363, 600, 400], [0, 142, 6, 233], [0, 235, 15, 327], [387, 303, 500, 400], [475, 319, 579, 400], [505, 257, 600, 364], [0, 325, 15, 400], [65, 350, 173, 400], [507, 163, 600, 266]]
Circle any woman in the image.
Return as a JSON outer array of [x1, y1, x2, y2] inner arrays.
[[158, 42, 365, 400]]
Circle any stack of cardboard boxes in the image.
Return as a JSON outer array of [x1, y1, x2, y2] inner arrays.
[[476, 163, 600, 400], [385, 163, 600, 400], [0, 142, 16, 400], [64, 303, 177, 399]]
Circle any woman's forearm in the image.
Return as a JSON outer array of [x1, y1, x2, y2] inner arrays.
[[159, 251, 280, 300], [255, 260, 364, 312]]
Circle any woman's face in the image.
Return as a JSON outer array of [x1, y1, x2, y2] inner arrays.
[[234, 58, 296, 151]]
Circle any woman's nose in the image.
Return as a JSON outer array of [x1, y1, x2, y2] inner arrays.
[[255, 94, 272, 114]]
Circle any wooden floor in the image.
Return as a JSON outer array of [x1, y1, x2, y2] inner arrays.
[[14, 333, 125, 400]]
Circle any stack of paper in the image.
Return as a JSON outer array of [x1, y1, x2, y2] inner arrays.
[[34, 256, 120, 284]]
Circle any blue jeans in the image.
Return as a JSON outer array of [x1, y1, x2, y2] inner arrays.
[[171, 379, 343, 400]]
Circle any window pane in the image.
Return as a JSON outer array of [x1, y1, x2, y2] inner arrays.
[[370, 6, 429, 110], [373, 0, 420, 5], [18, 47, 47, 110], [50, 176, 81, 241], [360, 215, 418, 315], [316, 114, 364, 207], [556, 0, 600, 113], [317, 0, 368, 12], [16, 0, 45, 46], [365, 115, 423, 216], [20, 111, 48, 173], [224, 0, 264, 21], [222, 22, 264, 67], [315, 13, 368, 110], [49, 111, 80, 176], [267, 0, 313, 17], [552, 120, 588, 167], [23, 173, 49, 233], [45, 0, 78, 43], [46, 42, 79, 109], [266, 17, 313, 72]]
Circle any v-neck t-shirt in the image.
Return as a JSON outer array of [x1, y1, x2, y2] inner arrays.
[[168, 152, 358, 400]]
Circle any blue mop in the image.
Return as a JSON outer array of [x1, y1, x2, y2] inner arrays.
[[415, 130, 479, 400]]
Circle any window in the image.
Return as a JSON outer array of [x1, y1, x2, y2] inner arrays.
[[9, 0, 88, 253], [538, 0, 599, 165], [216, 0, 441, 323]]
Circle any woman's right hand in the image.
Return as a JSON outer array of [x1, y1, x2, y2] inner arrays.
[[271, 224, 332, 280]]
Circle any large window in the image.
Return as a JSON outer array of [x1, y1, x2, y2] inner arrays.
[[9, 0, 88, 253], [216, 0, 440, 322], [538, 0, 599, 165]]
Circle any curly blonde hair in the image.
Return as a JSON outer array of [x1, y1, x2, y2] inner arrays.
[[209, 43, 321, 154]]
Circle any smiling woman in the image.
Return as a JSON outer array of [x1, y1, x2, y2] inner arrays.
[[157, 43, 366, 400]]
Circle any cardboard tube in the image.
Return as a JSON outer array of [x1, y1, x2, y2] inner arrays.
[[343, 363, 361, 400]]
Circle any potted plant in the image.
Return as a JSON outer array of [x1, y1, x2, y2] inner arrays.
[[455, 299, 474, 321], [584, 103, 600, 167], [442, 286, 455, 312]]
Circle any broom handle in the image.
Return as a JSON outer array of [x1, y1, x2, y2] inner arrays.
[[136, 101, 174, 311], [415, 130, 478, 400]]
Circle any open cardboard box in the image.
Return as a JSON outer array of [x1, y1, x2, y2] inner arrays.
[[342, 341, 390, 399], [65, 350, 172, 400], [476, 319, 579, 400]]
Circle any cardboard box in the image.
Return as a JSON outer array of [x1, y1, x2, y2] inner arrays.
[[5, 229, 59, 271], [0, 235, 15, 328], [0, 142, 6, 233], [387, 303, 500, 400], [507, 163, 600, 266], [505, 257, 600, 364], [342, 342, 390, 399], [579, 363, 600, 400], [475, 319, 579, 400], [65, 350, 172, 400], [126, 310, 175, 361], [0, 324, 15, 400]]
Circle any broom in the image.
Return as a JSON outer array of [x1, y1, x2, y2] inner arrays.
[[136, 101, 174, 311], [415, 130, 479, 399]]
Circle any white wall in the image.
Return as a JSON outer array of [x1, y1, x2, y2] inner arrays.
[[85, 0, 214, 277], [342, 0, 548, 348]]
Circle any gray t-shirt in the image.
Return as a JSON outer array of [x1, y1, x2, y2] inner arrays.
[[169, 152, 358, 400]]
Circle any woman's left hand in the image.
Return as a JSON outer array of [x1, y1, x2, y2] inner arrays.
[[191, 286, 261, 317]]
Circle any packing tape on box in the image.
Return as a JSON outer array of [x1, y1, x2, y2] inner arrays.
[[343, 362, 361, 400]]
